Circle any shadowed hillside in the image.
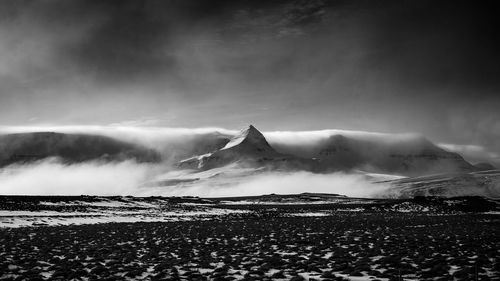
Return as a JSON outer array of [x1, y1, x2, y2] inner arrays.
[[0, 132, 161, 167]]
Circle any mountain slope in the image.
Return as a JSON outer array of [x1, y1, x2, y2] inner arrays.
[[1, 127, 479, 178], [176, 125, 477, 176], [0, 132, 161, 167], [381, 170, 500, 198], [271, 133, 476, 176], [179, 125, 316, 171], [220, 125, 278, 154], [474, 162, 496, 171]]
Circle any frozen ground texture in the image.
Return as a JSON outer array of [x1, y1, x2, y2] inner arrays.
[[0, 194, 499, 280], [0, 196, 248, 228], [0, 213, 498, 281], [1, 193, 498, 228]]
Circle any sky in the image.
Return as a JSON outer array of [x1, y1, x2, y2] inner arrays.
[[1, 0, 499, 162]]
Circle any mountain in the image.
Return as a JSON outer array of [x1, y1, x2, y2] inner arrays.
[[179, 125, 316, 171], [176, 125, 478, 176], [0, 132, 161, 167], [155, 131, 230, 162], [220, 125, 278, 156], [315, 135, 364, 171], [1, 126, 480, 178], [272, 133, 476, 176], [474, 162, 497, 171], [381, 170, 500, 198]]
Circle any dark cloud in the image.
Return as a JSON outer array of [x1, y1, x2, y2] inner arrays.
[[3, 0, 499, 86], [60, 0, 331, 83], [363, 0, 500, 93], [0, 0, 499, 163]]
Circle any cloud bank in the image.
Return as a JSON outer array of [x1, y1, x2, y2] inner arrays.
[[1, 124, 497, 163], [0, 158, 390, 198], [0, 160, 161, 196], [438, 143, 499, 165], [0, 125, 495, 197], [0, 124, 422, 147], [144, 171, 392, 198]]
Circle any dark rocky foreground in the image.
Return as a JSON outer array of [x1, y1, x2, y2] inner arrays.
[[1, 212, 499, 281]]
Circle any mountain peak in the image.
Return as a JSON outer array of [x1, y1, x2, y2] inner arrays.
[[247, 124, 258, 130], [221, 125, 270, 151], [242, 124, 264, 138]]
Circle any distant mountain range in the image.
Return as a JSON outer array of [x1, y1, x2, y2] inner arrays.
[[1, 126, 498, 198], [0, 125, 494, 176], [178, 125, 317, 171], [177, 125, 488, 176], [0, 132, 160, 166]]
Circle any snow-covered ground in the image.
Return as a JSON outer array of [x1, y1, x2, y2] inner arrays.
[[0, 197, 248, 228], [0, 199, 498, 281], [1, 193, 498, 228], [0, 210, 248, 228], [383, 169, 500, 198]]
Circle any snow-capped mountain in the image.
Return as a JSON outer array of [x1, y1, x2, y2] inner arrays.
[[2, 125, 495, 198], [314, 134, 474, 176], [176, 125, 476, 177], [178, 125, 316, 171], [0, 125, 484, 178]]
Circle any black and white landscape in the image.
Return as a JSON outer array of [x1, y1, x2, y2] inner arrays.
[[1, 0, 499, 280]]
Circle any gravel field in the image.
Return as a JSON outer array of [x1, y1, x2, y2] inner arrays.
[[1, 211, 498, 281]]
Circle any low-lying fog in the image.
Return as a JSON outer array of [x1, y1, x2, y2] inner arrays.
[[0, 159, 391, 198], [2, 125, 493, 198]]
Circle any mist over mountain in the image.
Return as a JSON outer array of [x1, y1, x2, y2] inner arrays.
[[178, 125, 317, 171], [171, 125, 476, 177], [272, 133, 475, 176], [474, 162, 496, 171], [0, 125, 497, 198], [0, 132, 161, 167], [0, 125, 479, 176]]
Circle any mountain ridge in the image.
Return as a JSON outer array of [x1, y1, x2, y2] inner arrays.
[[176, 125, 477, 176], [0, 126, 480, 177], [0, 132, 161, 167], [178, 125, 314, 171]]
